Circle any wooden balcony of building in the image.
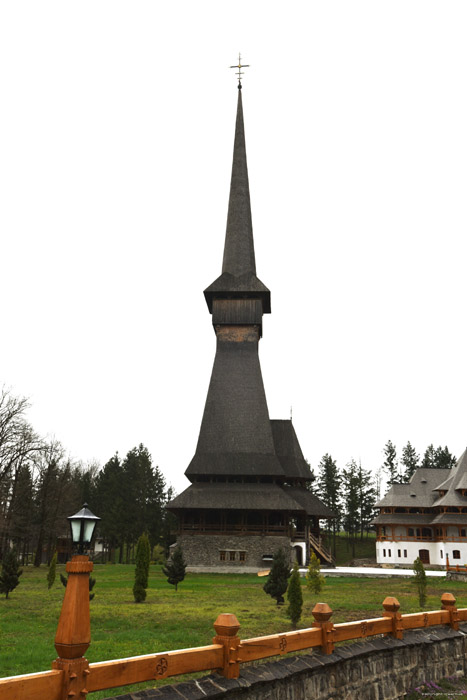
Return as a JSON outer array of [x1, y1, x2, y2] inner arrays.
[[176, 523, 308, 539]]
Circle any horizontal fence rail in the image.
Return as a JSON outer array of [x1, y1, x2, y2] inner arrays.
[[0, 556, 464, 700]]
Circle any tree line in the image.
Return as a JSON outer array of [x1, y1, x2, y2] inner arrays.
[[0, 387, 175, 565], [381, 439, 456, 486], [313, 455, 377, 559], [313, 439, 457, 559]]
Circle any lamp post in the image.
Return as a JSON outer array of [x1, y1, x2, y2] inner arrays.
[[53, 504, 100, 700], [68, 503, 101, 555]]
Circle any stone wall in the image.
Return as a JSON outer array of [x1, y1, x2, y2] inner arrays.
[[105, 625, 467, 700], [178, 534, 291, 571]]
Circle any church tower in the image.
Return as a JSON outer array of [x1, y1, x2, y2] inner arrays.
[[168, 80, 334, 572]]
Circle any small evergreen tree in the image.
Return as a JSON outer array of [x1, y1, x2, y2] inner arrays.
[[152, 544, 166, 565], [286, 561, 303, 629], [47, 551, 57, 590], [133, 533, 150, 602], [306, 551, 324, 594], [0, 548, 23, 599], [413, 557, 427, 607], [263, 548, 291, 605], [162, 546, 186, 591]]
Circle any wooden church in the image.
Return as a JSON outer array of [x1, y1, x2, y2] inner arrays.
[[167, 79, 335, 572]]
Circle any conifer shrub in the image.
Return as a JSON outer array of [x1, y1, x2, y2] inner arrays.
[[263, 548, 291, 605], [162, 546, 186, 591], [133, 533, 150, 602], [306, 551, 325, 594], [413, 556, 427, 607], [152, 544, 166, 565], [0, 548, 22, 599], [286, 560, 303, 628], [47, 551, 57, 590]]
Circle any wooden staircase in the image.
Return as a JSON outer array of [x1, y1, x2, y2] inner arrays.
[[309, 532, 335, 566]]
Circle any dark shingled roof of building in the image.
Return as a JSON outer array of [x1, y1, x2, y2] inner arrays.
[[185, 340, 284, 478], [283, 486, 336, 518], [431, 513, 467, 525], [270, 420, 313, 480], [167, 482, 305, 512], [432, 450, 467, 507], [204, 89, 270, 314], [375, 469, 447, 508]]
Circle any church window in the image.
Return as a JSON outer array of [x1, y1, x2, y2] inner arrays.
[[440, 551, 444, 558], [397, 550, 401, 557], [239, 551, 246, 562], [219, 551, 226, 561], [408, 528, 415, 537], [229, 551, 236, 561], [383, 549, 386, 557], [388, 549, 391, 556], [404, 550, 407, 557], [453, 550, 461, 559], [461, 529, 466, 538]]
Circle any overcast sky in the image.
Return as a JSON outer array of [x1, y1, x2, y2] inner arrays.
[[1, 1, 466, 496]]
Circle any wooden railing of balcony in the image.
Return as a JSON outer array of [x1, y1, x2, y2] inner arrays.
[[0, 557, 463, 700], [446, 555, 467, 572]]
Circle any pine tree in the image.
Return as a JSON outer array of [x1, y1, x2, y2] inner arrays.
[[383, 440, 399, 485], [47, 551, 57, 590], [0, 548, 22, 598], [421, 444, 436, 469], [162, 546, 186, 591], [342, 460, 360, 558], [306, 551, 324, 594], [413, 556, 427, 607], [434, 446, 456, 469], [401, 441, 419, 483], [286, 561, 303, 629], [263, 548, 291, 605], [317, 454, 341, 556], [357, 461, 377, 538]]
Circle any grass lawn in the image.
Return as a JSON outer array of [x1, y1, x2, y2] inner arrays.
[[1, 563, 466, 699]]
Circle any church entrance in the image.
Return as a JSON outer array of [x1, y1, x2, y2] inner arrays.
[[293, 545, 304, 566]]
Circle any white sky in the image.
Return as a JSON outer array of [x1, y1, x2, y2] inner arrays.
[[1, 1, 466, 496]]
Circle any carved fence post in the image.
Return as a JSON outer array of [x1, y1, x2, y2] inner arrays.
[[312, 602, 334, 654], [213, 613, 241, 679], [52, 555, 93, 700], [441, 592, 459, 630], [382, 596, 403, 640]]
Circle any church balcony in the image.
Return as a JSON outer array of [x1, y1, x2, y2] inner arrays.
[[175, 523, 304, 537]]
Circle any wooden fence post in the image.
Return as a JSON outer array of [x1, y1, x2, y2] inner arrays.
[[446, 554, 450, 571], [441, 592, 459, 630], [312, 602, 334, 654], [213, 613, 241, 679], [382, 596, 403, 640], [52, 555, 93, 700]]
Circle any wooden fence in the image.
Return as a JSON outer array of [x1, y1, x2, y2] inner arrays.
[[0, 555, 464, 700], [446, 554, 467, 573]]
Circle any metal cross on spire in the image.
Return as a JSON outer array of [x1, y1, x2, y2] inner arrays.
[[230, 53, 249, 89]]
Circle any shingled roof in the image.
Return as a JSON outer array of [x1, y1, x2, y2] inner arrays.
[[270, 420, 313, 480], [204, 89, 270, 314]]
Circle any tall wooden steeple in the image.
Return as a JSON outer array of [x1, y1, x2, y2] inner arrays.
[[186, 86, 281, 480], [168, 82, 335, 571]]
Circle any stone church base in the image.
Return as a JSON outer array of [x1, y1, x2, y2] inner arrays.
[[176, 534, 292, 570]]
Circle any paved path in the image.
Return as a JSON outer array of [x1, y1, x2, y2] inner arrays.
[[315, 566, 447, 578]]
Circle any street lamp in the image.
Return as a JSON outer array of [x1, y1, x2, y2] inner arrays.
[[68, 503, 100, 554]]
